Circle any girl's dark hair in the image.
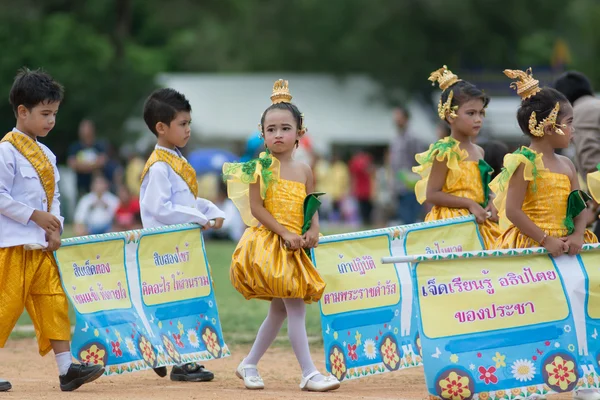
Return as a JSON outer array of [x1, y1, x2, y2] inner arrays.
[[515, 87, 569, 137], [260, 102, 303, 133], [440, 80, 490, 117]]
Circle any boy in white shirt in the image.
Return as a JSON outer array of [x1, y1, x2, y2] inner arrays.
[[139, 88, 225, 382], [0, 68, 104, 392]]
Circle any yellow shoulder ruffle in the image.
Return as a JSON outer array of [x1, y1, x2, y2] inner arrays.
[[222, 152, 280, 227], [412, 137, 468, 204], [587, 169, 600, 203], [489, 146, 546, 230]]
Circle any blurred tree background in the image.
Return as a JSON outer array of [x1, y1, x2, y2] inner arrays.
[[0, 0, 598, 158]]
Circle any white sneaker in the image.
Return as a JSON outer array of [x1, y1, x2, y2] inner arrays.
[[574, 390, 600, 400], [235, 363, 264, 390], [299, 371, 340, 392]]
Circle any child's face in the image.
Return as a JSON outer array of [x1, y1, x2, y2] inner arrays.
[[548, 102, 574, 149], [18, 101, 60, 138], [449, 98, 485, 137], [92, 177, 109, 194], [158, 111, 192, 148], [262, 109, 301, 154]]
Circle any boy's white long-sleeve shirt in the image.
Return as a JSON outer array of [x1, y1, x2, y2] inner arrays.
[[0, 129, 63, 248], [139, 145, 226, 229]]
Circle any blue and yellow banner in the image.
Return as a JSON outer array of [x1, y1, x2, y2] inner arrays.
[[312, 216, 484, 381], [411, 245, 600, 400], [54, 225, 229, 375]]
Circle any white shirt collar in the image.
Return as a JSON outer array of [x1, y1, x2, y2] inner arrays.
[[155, 144, 183, 158]]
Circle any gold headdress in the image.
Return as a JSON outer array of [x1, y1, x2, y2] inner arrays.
[[259, 79, 307, 135], [270, 79, 292, 104], [428, 65, 462, 120], [503, 68, 541, 100], [504, 68, 564, 137]]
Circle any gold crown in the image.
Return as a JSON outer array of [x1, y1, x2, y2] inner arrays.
[[428, 65, 461, 91], [528, 102, 565, 137], [270, 79, 292, 104], [504, 68, 541, 100]]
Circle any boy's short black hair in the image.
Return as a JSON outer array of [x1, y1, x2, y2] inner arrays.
[[143, 88, 192, 136], [554, 71, 594, 104], [9, 67, 64, 116]]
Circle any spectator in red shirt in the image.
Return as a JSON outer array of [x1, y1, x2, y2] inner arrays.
[[113, 185, 141, 232], [349, 151, 374, 226]]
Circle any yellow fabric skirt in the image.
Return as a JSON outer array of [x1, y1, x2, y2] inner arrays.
[[0, 246, 71, 356], [230, 227, 326, 303], [495, 226, 598, 249], [426, 206, 502, 250]]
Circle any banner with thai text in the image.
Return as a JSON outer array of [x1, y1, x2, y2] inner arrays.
[[312, 216, 484, 381], [54, 225, 229, 376], [412, 245, 600, 400]]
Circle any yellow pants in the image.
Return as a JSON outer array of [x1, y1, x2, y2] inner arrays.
[[0, 246, 71, 356]]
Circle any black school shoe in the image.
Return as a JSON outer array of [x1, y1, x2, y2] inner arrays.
[[59, 363, 105, 392], [0, 379, 11, 392], [153, 367, 168, 377], [170, 363, 214, 382]]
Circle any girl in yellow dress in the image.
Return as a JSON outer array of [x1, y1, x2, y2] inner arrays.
[[413, 65, 501, 248], [492, 68, 597, 258], [222, 80, 339, 392]]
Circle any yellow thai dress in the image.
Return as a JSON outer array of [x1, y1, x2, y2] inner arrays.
[[587, 168, 600, 203], [491, 147, 597, 248], [413, 137, 501, 249], [223, 152, 325, 303]]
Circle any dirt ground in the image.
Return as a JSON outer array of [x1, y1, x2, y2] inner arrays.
[[0, 339, 574, 400]]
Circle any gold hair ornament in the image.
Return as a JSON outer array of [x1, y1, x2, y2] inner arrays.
[[429, 65, 461, 120], [258, 79, 306, 136], [504, 68, 564, 137], [503, 68, 541, 100], [528, 102, 565, 137]]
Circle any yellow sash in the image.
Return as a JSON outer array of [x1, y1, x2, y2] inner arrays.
[[140, 149, 198, 197], [1, 131, 55, 211]]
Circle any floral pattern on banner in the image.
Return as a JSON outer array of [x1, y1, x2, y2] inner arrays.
[[543, 354, 578, 392], [329, 345, 347, 381], [380, 335, 401, 371], [201, 325, 221, 358], [79, 342, 108, 367], [437, 369, 473, 400], [162, 334, 182, 364], [138, 334, 158, 368]]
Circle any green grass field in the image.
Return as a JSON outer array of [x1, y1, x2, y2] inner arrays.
[[14, 237, 324, 345]]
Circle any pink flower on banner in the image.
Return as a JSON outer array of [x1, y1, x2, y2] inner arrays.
[[111, 341, 123, 357], [347, 344, 358, 361], [172, 333, 184, 348], [478, 366, 498, 385]]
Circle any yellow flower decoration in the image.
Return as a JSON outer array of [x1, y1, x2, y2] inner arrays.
[[109, 365, 119, 374], [511, 388, 523, 396], [329, 347, 346, 380], [450, 354, 459, 363], [177, 321, 184, 335], [80, 344, 106, 366], [158, 321, 162, 329], [527, 386, 538, 394], [493, 352, 506, 368], [479, 392, 490, 400], [202, 327, 221, 358], [545, 355, 577, 391], [94, 329, 99, 337], [495, 390, 506, 398], [381, 338, 400, 369], [355, 331, 362, 346], [114, 329, 122, 341], [333, 331, 338, 340], [138, 335, 156, 366], [439, 371, 471, 400]]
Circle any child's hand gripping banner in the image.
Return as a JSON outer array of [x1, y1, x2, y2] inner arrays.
[[400, 245, 600, 400], [311, 216, 485, 381], [54, 224, 229, 375]]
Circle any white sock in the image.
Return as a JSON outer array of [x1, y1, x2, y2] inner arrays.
[[55, 352, 72, 376]]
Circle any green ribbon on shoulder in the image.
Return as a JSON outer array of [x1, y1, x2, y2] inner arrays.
[[564, 189, 592, 235], [478, 159, 494, 208]]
